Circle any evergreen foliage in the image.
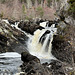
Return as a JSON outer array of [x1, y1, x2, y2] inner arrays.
[[47, 0, 51, 7], [68, 0, 75, 18]]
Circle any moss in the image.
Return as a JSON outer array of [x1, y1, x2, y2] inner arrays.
[[69, 71, 75, 75]]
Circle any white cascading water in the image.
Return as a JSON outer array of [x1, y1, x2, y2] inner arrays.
[[1, 19, 57, 63], [27, 22, 57, 63]]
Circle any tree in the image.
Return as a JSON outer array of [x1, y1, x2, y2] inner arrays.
[[36, 6, 44, 18]]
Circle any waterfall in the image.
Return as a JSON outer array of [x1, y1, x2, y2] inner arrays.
[[2, 19, 57, 63], [27, 21, 57, 63]]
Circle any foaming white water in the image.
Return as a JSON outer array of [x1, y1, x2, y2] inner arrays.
[[0, 52, 22, 75], [0, 52, 21, 58], [40, 21, 48, 27], [27, 22, 57, 62], [2, 19, 9, 24]]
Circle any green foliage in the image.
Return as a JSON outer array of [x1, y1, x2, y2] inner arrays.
[[0, 12, 3, 19], [20, 0, 27, 3], [0, 0, 6, 3], [0, 0, 13, 4], [38, 0, 41, 4], [57, 35, 65, 40], [68, 0, 75, 18], [36, 6, 44, 18], [22, 4, 26, 14], [31, 0, 35, 5], [47, 0, 51, 7], [25, 16, 30, 20], [56, 0, 60, 1]]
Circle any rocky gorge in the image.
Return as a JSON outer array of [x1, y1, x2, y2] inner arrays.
[[0, 18, 75, 75], [0, 0, 75, 75]]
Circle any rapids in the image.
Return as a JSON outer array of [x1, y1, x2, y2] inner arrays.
[[27, 21, 57, 63], [1, 19, 57, 63], [0, 19, 57, 74], [0, 52, 22, 75]]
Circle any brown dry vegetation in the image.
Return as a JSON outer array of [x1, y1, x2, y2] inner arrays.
[[0, 0, 56, 20]]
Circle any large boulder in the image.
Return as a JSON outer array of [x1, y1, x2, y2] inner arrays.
[[21, 52, 40, 63], [0, 20, 28, 53]]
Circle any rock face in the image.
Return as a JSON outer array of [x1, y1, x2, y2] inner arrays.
[[0, 20, 28, 53], [51, 0, 75, 26], [52, 35, 72, 63]]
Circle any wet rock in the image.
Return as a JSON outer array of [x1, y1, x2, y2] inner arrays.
[[21, 52, 40, 63], [8, 19, 15, 25], [20, 52, 66, 75], [35, 18, 45, 25], [0, 20, 28, 53], [20, 58, 51, 75], [46, 20, 58, 27], [18, 21, 44, 35]]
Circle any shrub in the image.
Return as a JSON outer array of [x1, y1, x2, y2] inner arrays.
[[68, 0, 75, 19], [0, 0, 6, 3], [31, 0, 35, 5], [19, 0, 27, 3], [0, 12, 3, 19], [47, 0, 51, 7], [38, 0, 41, 4], [22, 4, 26, 14]]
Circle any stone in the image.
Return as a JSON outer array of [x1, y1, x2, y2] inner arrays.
[[52, 35, 72, 63], [21, 52, 40, 63]]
